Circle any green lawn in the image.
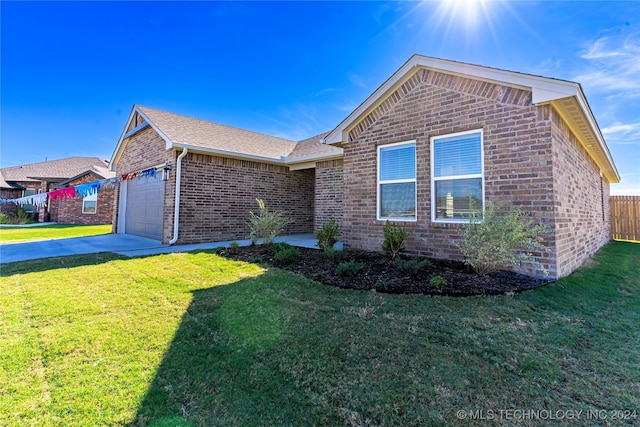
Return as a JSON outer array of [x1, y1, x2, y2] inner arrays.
[[1, 242, 638, 426], [0, 224, 112, 244]]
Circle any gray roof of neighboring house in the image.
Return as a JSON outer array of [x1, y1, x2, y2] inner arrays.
[[53, 165, 116, 188], [126, 106, 342, 163], [0, 157, 110, 183], [0, 171, 21, 190]]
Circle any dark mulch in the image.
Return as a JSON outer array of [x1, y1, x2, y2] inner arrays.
[[220, 245, 551, 296]]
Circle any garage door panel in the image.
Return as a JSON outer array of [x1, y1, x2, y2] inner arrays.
[[125, 175, 164, 240]]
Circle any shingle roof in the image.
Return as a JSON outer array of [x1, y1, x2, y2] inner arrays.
[[137, 106, 300, 160], [289, 132, 342, 159], [53, 165, 116, 188], [1, 157, 110, 183], [0, 171, 18, 189]]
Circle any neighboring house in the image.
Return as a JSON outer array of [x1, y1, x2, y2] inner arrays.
[[0, 157, 115, 224], [109, 55, 619, 278]]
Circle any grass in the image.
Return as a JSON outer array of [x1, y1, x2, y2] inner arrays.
[[1, 242, 639, 426], [0, 224, 112, 244]]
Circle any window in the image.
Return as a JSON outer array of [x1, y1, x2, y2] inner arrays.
[[431, 130, 484, 222], [83, 192, 97, 214], [22, 189, 36, 213], [377, 141, 416, 221]]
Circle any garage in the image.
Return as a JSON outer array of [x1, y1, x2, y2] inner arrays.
[[123, 174, 164, 240]]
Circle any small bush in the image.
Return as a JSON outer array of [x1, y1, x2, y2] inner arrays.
[[336, 261, 365, 277], [323, 246, 344, 260], [456, 203, 551, 276], [229, 241, 240, 253], [430, 275, 448, 288], [374, 279, 391, 292], [316, 219, 340, 250], [382, 220, 409, 259], [273, 245, 300, 265], [248, 198, 288, 245], [0, 212, 8, 224], [395, 257, 431, 275], [271, 241, 292, 253]]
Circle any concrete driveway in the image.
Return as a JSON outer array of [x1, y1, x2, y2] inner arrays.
[[0, 233, 327, 264]]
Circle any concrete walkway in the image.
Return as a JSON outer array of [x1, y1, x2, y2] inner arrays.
[[0, 233, 337, 264]]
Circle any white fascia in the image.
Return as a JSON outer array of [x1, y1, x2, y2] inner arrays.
[[324, 55, 581, 145]]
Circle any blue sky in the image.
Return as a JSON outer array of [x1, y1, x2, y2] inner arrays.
[[1, 1, 639, 194]]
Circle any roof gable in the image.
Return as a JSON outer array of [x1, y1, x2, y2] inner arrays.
[[324, 54, 619, 183], [109, 105, 342, 168]]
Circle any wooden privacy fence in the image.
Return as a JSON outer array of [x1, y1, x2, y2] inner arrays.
[[611, 196, 640, 241]]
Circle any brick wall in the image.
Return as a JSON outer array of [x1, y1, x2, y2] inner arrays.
[[341, 68, 559, 277], [0, 189, 21, 216], [175, 153, 314, 244], [315, 159, 344, 232], [550, 108, 611, 277], [56, 174, 115, 225]]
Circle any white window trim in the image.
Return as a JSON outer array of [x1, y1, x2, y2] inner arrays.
[[82, 193, 98, 215], [430, 129, 485, 223], [377, 140, 417, 222]]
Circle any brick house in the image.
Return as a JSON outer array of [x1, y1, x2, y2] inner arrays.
[[109, 55, 619, 278], [0, 157, 115, 224], [109, 106, 342, 242]]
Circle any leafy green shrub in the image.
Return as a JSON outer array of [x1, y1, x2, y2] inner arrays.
[[316, 219, 340, 250], [395, 257, 431, 275], [374, 279, 391, 292], [336, 261, 365, 277], [273, 244, 300, 265], [229, 241, 240, 253], [323, 246, 344, 260], [248, 198, 288, 245], [382, 220, 409, 259], [456, 203, 551, 276], [430, 275, 448, 288], [0, 212, 8, 224], [271, 241, 292, 253]]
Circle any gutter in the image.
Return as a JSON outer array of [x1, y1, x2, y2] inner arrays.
[[169, 147, 188, 245]]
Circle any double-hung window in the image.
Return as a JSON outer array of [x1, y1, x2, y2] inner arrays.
[[82, 192, 97, 214], [431, 130, 484, 222], [377, 141, 416, 221]]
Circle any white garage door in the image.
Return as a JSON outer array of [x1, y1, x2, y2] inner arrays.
[[124, 175, 164, 240]]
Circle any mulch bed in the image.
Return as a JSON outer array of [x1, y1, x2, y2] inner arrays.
[[220, 245, 551, 296]]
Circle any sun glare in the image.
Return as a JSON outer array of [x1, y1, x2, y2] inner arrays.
[[440, 0, 488, 27]]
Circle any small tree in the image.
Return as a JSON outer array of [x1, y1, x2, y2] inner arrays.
[[382, 220, 409, 259], [456, 203, 550, 276], [316, 219, 340, 250], [248, 198, 288, 245]]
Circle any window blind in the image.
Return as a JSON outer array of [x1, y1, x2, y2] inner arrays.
[[380, 144, 416, 181], [433, 133, 481, 177]]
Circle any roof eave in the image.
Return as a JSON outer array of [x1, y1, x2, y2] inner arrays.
[[171, 142, 287, 165], [109, 105, 174, 171]]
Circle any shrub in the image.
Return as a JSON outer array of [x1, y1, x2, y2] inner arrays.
[[274, 245, 300, 265], [374, 279, 391, 292], [316, 219, 340, 250], [336, 261, 365, 277], [395, 257, 431, 275], [229, 241, 240, 253], [0, 212, 7, 224], [430, 275, 448, 288], [248, 198, 288, 245], [456, 203, 551, 276], [323, 246, 344, 260], [271, 241, 292, 253], [382, 220, 409, 259]]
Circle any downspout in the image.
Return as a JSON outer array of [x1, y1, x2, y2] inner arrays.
[[169, 147, 188, 245]]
